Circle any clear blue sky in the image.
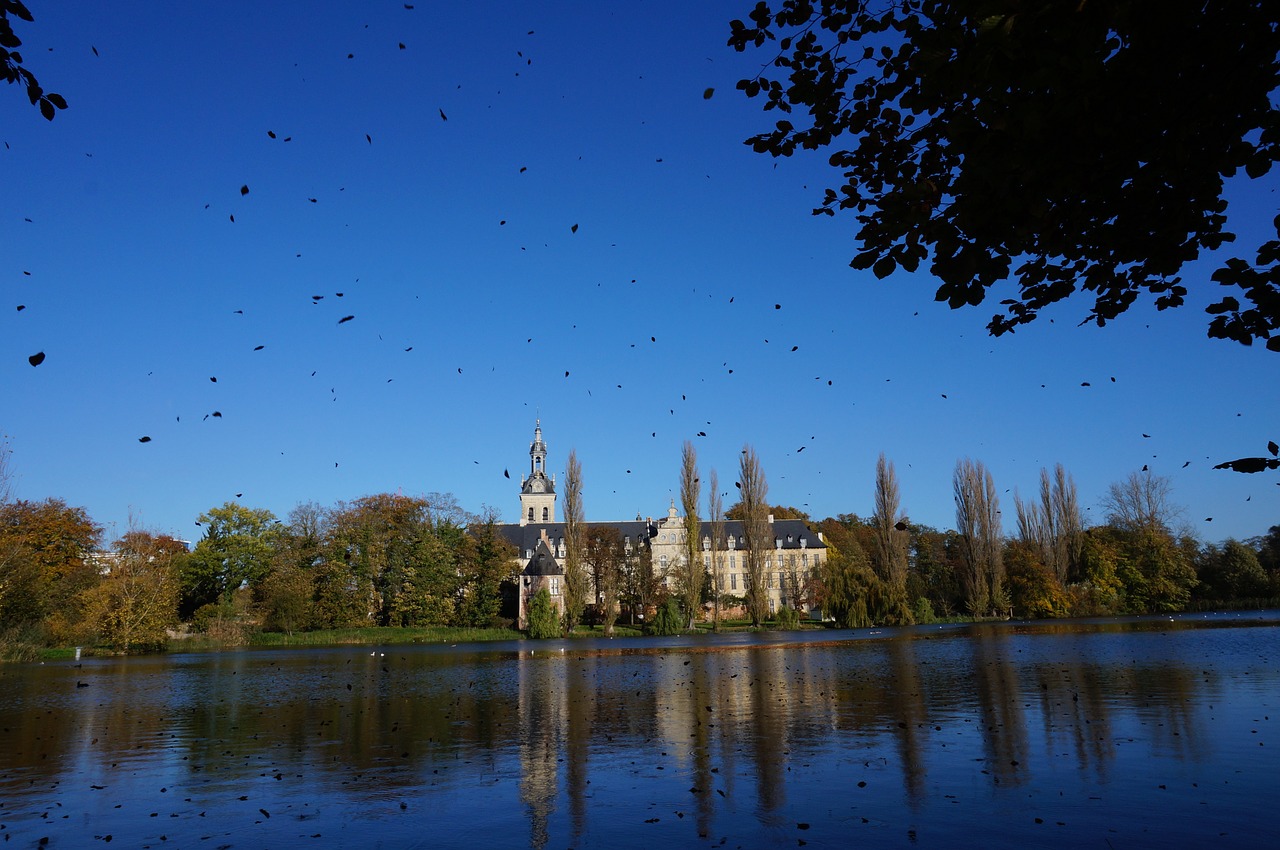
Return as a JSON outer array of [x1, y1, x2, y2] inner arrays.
[[3, 1, 1276, 545]]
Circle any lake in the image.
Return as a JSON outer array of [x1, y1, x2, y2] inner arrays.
[[1, 612, 1276, 849]]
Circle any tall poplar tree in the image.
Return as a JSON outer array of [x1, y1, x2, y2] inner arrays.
[[872, 453, 911, 622], [738, 444, 772, 627], [679, 441, 703, 630], [561, 449, 587, 636]]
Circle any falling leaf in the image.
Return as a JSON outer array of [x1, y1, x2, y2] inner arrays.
[[1214, 457, 1280, 473], [571, 223, 579, 233], [253, 345, 264, 351], [138, 436, 152, 443], [338, 315, 355, 324], [240, 185, 249, 196], [27, 351, 45, 367], [703, 87, 714, 99], [439, 108, 448, 121]]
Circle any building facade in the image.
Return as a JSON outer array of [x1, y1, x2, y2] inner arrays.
[[500, 422, 827, 627]]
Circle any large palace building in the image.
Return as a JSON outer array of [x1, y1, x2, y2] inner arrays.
[[498, 421, 827, 628]]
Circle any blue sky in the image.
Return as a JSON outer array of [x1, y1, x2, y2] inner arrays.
[[3, 1, 1276, 545]]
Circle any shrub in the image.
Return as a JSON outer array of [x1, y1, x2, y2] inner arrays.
[[647, 599, 684, 636], [526, 589, 559, 639]]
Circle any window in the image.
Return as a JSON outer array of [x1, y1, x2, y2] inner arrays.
[[802, 552, 809, 567], [528, 507, 534, 522], [727, 536, 735, 550], [549, 577, 560, 595], [729, 555, 736, 570], [542, 507, 549, 521], [730, 572, 738, 590], [775, 538, 782, 549], [766, 571, 773, 588], [659, 555, 668, 570], [703, 555, 710, 568]]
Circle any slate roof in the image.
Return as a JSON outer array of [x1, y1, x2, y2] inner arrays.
[[522, 537, 563, 576], [498, 518, 825, 553]]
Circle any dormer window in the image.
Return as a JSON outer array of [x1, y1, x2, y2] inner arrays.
[[775, 538, 782, 549], [800, 537, 807, 549], [727, 536, 735, 550]]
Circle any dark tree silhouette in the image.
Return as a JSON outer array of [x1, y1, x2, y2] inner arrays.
[[2, 1, 67, 120], [729, 1, 1280, 349]]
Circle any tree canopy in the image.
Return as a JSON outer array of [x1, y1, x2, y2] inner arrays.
[[1, 1, 66, 120], [729, 0, 1280, 349]]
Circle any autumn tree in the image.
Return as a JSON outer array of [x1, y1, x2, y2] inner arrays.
[[729, 1, 1280, 350], [737, 444, 773, 627], [954, 458, 1005, 617], [83, 530, 186, 652], [560, 449, 587, 635], [620, 530, 657, 625], [678, 440, 704, 630], [1099, 471, 1197, 611], [583, 525, 624, 636], [0, 498, 102, 643], [871, 453, 911, 622], [707, 468, 726, 631]]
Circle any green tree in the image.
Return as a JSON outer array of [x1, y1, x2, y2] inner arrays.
[[647, 598, 685, 636], [678, 440, 704, 630], [560, 449, 588, 636], [729, 1, 1280, 349], [457, 510, 517, 628], [872, 453, 911, 622], [255, 503, 326, 634], [181, 502, 281, 619], [737, 444, 773, 627], [326, 494, 458, 627], [526, 587, 559, 639], [816, 515, 879, 627], [1198, 539, 1270, 600]]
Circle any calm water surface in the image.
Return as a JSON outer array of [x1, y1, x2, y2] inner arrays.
[[1, 612, 1276, 849]]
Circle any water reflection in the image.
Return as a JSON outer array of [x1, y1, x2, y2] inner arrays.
[[1, 613, 1276, 848]]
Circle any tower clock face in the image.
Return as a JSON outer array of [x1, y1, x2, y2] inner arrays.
[[529, 479, 545, 493]]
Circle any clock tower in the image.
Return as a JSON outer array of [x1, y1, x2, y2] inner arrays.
[[519, 420, 557, 526]]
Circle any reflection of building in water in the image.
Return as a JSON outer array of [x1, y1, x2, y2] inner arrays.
[[500, 421, 828, 626], [517, 651, 564, 850]]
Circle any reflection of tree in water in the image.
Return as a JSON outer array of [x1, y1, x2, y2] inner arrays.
[[746, 647, 787, 814], [564, 652, 591, 841], [518, 651, 563, 850], [885, 637, 928, 806], [686, 654, 717, 837], [970, 626, 1030, 786]]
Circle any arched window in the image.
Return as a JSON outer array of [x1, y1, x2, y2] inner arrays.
[[542, 506, 549, 521], [527, 507, 534, 522]]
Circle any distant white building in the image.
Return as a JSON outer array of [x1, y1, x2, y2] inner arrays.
[[498, 421, 826, 627]]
